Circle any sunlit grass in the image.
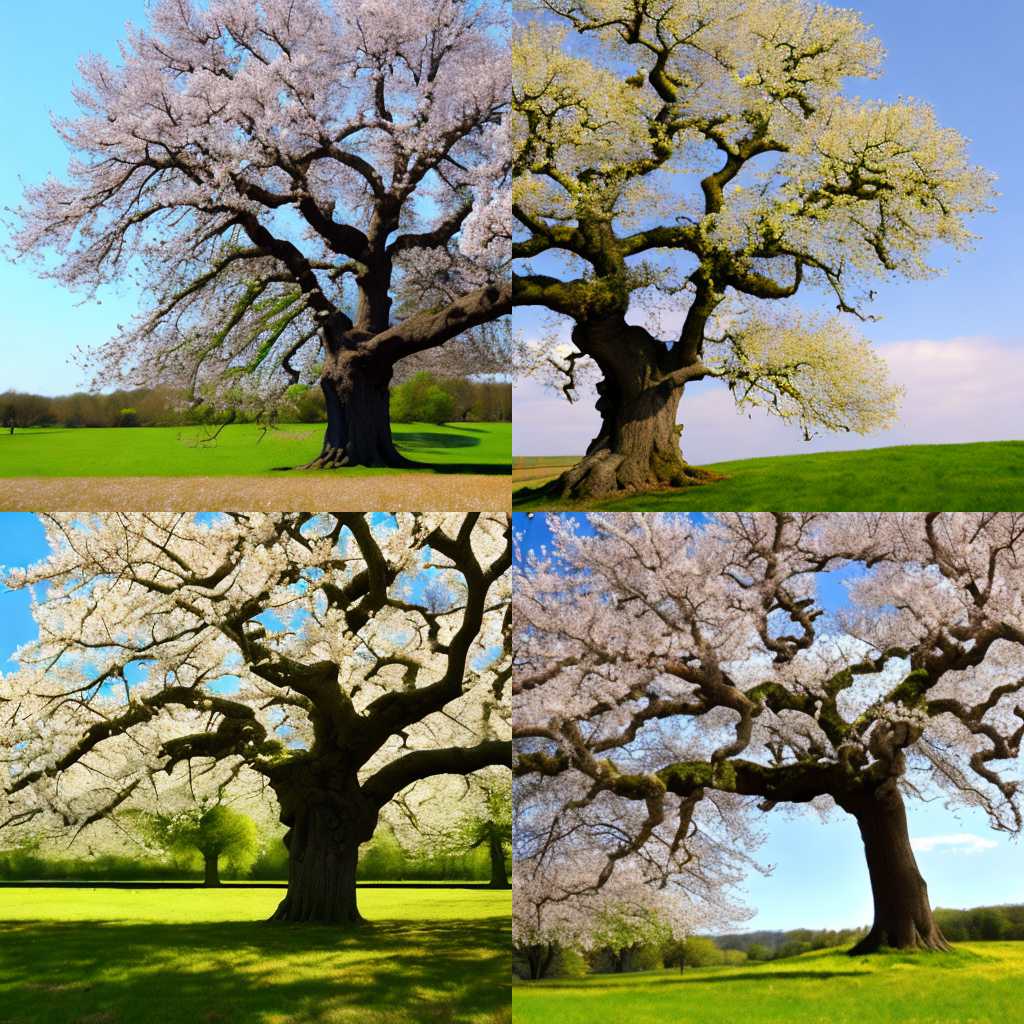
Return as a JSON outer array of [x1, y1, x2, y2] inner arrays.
[[0, 887, 510, 1024], [512, 441, 1024, 511], [0, 422, 511, 477], [512, 943, 1024, 1024]]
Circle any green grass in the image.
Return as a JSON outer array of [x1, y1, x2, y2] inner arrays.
[[0, 422, 511, 477], [512, 441, 1024, 510], [512, 944, 1024, 1024], [0, 886, 510, 1024]]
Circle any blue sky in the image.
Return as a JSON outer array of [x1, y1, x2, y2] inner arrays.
[[0, 1, 151, 396], [514, 1, 1024, 460], [514, 513, 1024, 932]]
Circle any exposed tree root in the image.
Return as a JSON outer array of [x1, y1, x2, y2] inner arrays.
[[517, 448, 725, 505], [848, 924, 952, 956], [300, 445, 417, 470]]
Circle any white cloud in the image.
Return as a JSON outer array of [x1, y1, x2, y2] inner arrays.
[[513, 336, 1024, 462], [911, 833, 998, 855]]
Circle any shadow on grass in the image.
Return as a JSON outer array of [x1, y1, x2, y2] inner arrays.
[[0, 429, 75, 438], [680, 969, 865, 984], [396, 432, 480, 450], [0, 916, 510, 1024], [531, 967, 864, 992]]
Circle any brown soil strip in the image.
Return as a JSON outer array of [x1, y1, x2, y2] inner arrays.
[[2, 476, 512, 512]]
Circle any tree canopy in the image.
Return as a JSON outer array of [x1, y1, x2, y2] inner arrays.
[[512, 0, 993, 498], [513, 513, 1024, 952]]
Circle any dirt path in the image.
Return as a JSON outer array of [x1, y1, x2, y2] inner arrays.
[[1, 476, 512, 512]]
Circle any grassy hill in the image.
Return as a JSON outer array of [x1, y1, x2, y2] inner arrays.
[[513, 440, 1024, 510], [0, 421, 511, 477], [512, 943, 1024, 1024]]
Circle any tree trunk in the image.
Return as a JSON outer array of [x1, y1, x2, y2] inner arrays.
[[844, 785, 950, 954], [306, 368, 413, 470], [203, 853, 221, 887], [270, 801, 365, 925], [487, 830, 509, 889], [541, 319, 719, 502], [524, 943, 555, 980]]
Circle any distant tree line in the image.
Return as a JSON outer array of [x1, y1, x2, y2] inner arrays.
[[514, 907, 1024, 979], [934, 904, 1024, 941], [714, 926, 869, 961], [0, 375, 511, 431], [0, 823, 501, 885]]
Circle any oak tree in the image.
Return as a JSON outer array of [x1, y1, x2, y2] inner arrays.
[[0, 512, 511, 924], [12, 0, 511, 468], [513, 513, 1024, 952], [512, 0, 992, 499]]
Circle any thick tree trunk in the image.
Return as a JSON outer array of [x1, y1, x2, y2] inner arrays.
[[306, 368, 412, 469], [488, 831, 509, 889], [270, 801, 365, 925], [203, 853, 221, 887], [844, 786, 950, 954], [541, 319, 719, 502]]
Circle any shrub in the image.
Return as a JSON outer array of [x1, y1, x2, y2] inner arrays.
[[390, 373, 456, 424]]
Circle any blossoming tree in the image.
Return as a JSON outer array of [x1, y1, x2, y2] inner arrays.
[[11, 0, 511, 468], [513, 513, 1024, 953], [512, 0, 993, 499], [0, 512, 511, 924]]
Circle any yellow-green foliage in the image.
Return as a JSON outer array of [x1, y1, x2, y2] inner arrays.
[[513, 0, 995, 440]]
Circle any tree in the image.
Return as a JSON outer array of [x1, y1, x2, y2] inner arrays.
[[512, 851, 714, 979], [0, 512, 511, 925], [512, 0, 993, 500], [512, 757, 752, 978], [11, 0, 511, 470], [513, 513, 1024, 953], [390, 373, 457, 425], [448, 771, 512, 887], [381, 766, 511, 884], [667, 936, 722, 971], [129, 803, 259, 886]]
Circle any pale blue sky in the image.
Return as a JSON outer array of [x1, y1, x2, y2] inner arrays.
[[0, 1, 153, 395], [514, 513, 1024, 932], [513, 1, 1024, 460]]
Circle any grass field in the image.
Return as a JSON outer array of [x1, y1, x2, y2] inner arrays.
[[512, 441, 1024, 511], [0, 886, 510, 1024], [0, 422, 511, 477], [512, 944, 1024, 1024]]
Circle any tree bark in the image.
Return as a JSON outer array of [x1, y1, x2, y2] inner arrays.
[[270, 798, 368, 925], [524, 943, 555, 980], [203, 852, 221, 887], [540, 318, 719, 501], [306, 364, 412, 470], [843, 785, 950, 954], [487, 829, 509, 889]]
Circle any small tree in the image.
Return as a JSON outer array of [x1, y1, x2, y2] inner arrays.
[[390, 373, 457, 425], [131, 804, 259, 886], [666, 936, 722, 972], [448, 773, 512, 888]]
